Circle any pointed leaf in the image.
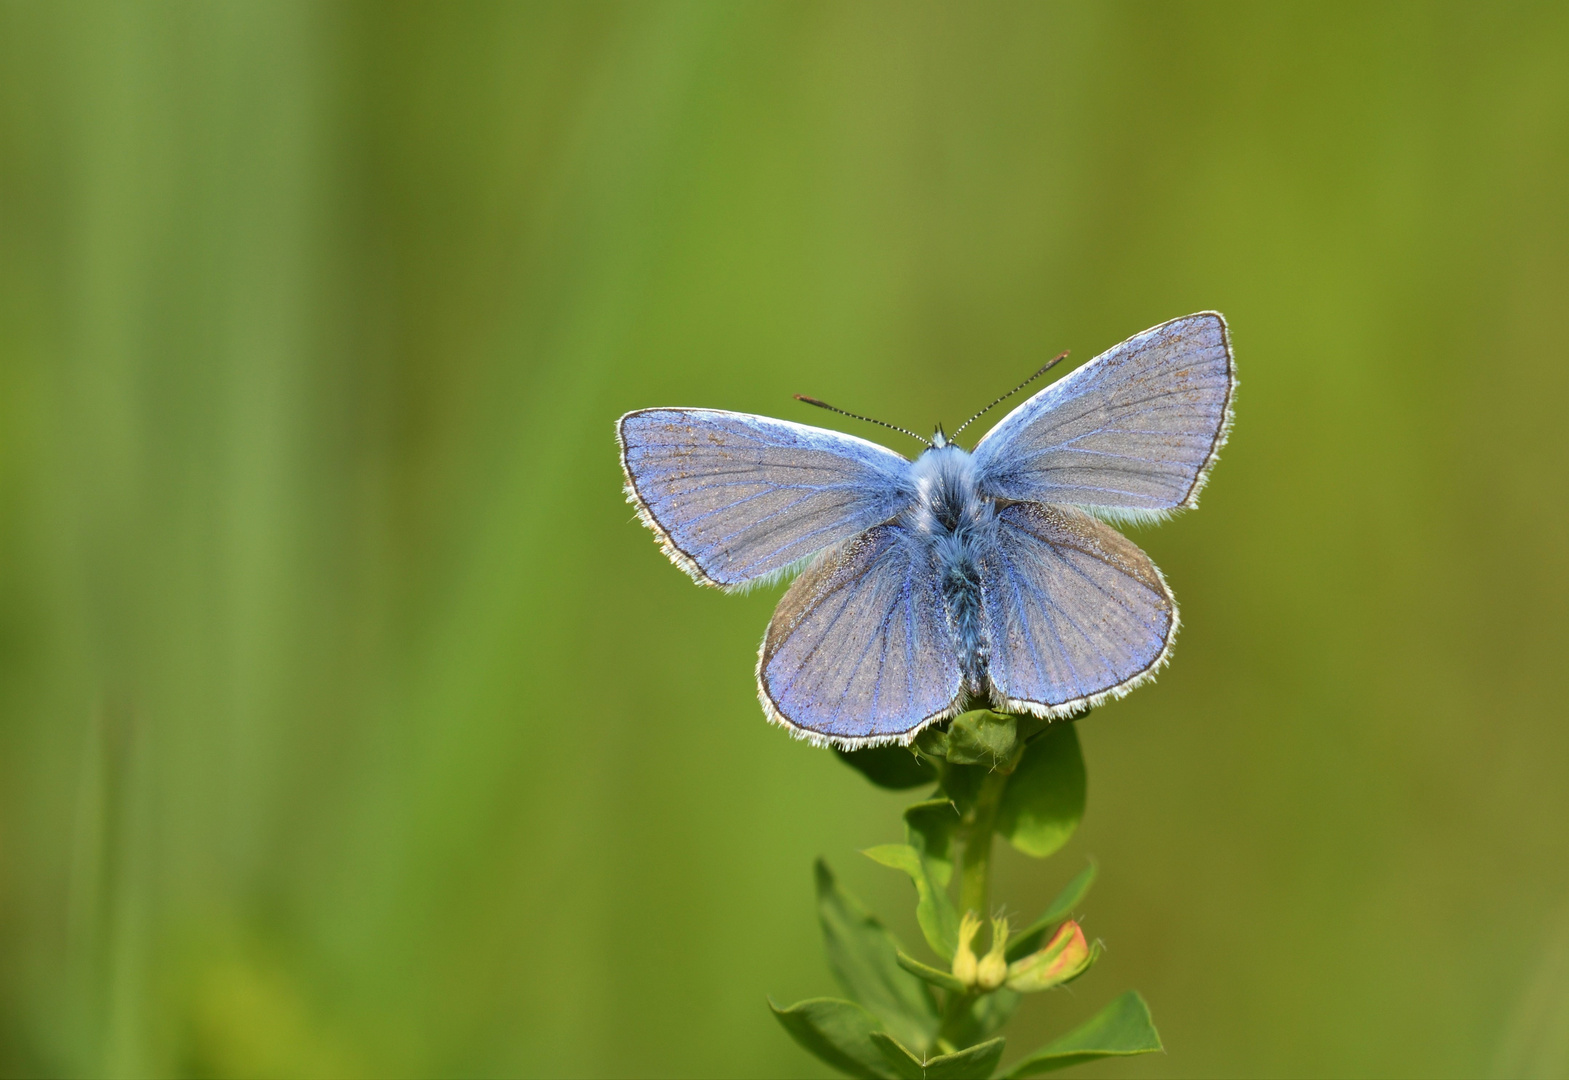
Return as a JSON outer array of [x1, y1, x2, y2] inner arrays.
[[895, 950, 966, 994], [996, 723, 1085, 859], [904, 799, 960, 888], [816, 860, 939, 1050], [1004, 991, 1163, 1076], [1007, 863, 1097, 961], [873, 1032, 1006, 1079], [837, 745, 939, 790], [870, 1033, 926, 1080], [770, 997, 895, 1079], [862, 844, 960, 960]]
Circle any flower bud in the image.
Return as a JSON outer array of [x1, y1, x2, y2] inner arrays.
[[976, 916, 1010, 991], [1005, 920, 1095, 993], [951, 911, 982, 988]]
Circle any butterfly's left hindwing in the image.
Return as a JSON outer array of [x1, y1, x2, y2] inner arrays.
[[758, 526, 963, 746], [618, 408, 915, 590]]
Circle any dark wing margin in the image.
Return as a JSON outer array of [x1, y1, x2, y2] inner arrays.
[[758, 526, 963, 748], [980, 502, 1176, 718], [971, 312, 1236, 522], [618, 408, 915, 590]]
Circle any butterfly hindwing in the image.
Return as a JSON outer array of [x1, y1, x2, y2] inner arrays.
[[971, 312, 1235, 518], [758, 525, 963, 745], [980, 502, 1176, 716], [618, 408, 916, 589]]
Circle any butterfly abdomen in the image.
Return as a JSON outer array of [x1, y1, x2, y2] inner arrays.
[[939, 541, 988, 692], [909, 445, 995, 694]]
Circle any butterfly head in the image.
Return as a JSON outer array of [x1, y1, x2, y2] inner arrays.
[[930, 424, 950, 450]]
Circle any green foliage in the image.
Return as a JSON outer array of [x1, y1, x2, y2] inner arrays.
[[904, 799, 961, 887], [896, 951, 967, 994], [863, 845, 961, 961], [1003, 992, 1163, 1077], [1007, 864, 1097, 962], [770, 999, 890, 1080], [873, 1033, 1007, 1079], [995, 725, 1086, 859], [772, 711, 1162, 1077], [836, 746, 940, 790], [815, 861, 939, 1052]]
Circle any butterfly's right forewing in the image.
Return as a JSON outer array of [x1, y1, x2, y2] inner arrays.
[[971, 312, 1235, 516], [758, 526, 963, 746], [618, 409, 915, 589]]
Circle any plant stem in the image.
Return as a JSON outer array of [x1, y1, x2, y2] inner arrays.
[[934, 991, 977, 1053], [959, 769, 1008, 916]]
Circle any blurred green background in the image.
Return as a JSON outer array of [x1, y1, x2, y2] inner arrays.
[[2, 2, 1568, 1077]]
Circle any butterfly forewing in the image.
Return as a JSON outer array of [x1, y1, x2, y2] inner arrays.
[[618, 408, 915, 589], [980, 503, 1176, 715], [759, 526, 963, 745], [971, 313, 1234, 515]]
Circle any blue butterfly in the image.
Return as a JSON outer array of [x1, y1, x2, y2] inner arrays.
[[617, 313, 1236, 748]]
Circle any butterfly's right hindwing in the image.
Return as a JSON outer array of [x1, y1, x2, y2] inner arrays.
[[980, 502, 1176, 717], [617, 408, 915, 590]]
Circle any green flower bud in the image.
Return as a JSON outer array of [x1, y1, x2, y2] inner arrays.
[[1005, 920, 1095, 993], [951, 911, 982, 988], [976, 916, 1010, 991]]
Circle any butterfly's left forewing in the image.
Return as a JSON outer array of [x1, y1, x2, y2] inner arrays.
[[618, 408, 915, 590]]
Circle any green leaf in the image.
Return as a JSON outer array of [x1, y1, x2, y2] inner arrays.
[[995, 723, 1086, 858], [940, 711, 1021, 768], [836, 745, 939, 790], [904, 799, 960, 888], [769, 997, 895, 1079], [862, 844, 960, 960], [1004, 991, 1163, 1077], [937, 761, 987, 819], [895, 950, 965, 994], [872, 1033, 1006, 1079], [816, 860, 939, 1051], [1006, 862, 1097, 961]]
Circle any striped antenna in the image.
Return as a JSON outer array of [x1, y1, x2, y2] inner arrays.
[[951, 351, 1069, 437], [793, 395, 930, 447]]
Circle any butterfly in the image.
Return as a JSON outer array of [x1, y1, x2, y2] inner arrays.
[[617, 313, 1235, 748]]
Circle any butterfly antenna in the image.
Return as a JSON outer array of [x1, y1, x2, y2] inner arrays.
[[793, 395, 930, 446], [951, 350, 1070, 437]]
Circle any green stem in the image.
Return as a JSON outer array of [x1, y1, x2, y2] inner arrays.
[[958, 770, 1008, 917], [934, 990, 978, 1053]]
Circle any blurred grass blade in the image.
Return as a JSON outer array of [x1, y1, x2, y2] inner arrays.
[[816, 860, 939, 1050], [1004, 991, 1162, 1077], [770, 997, 895, 1079]]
